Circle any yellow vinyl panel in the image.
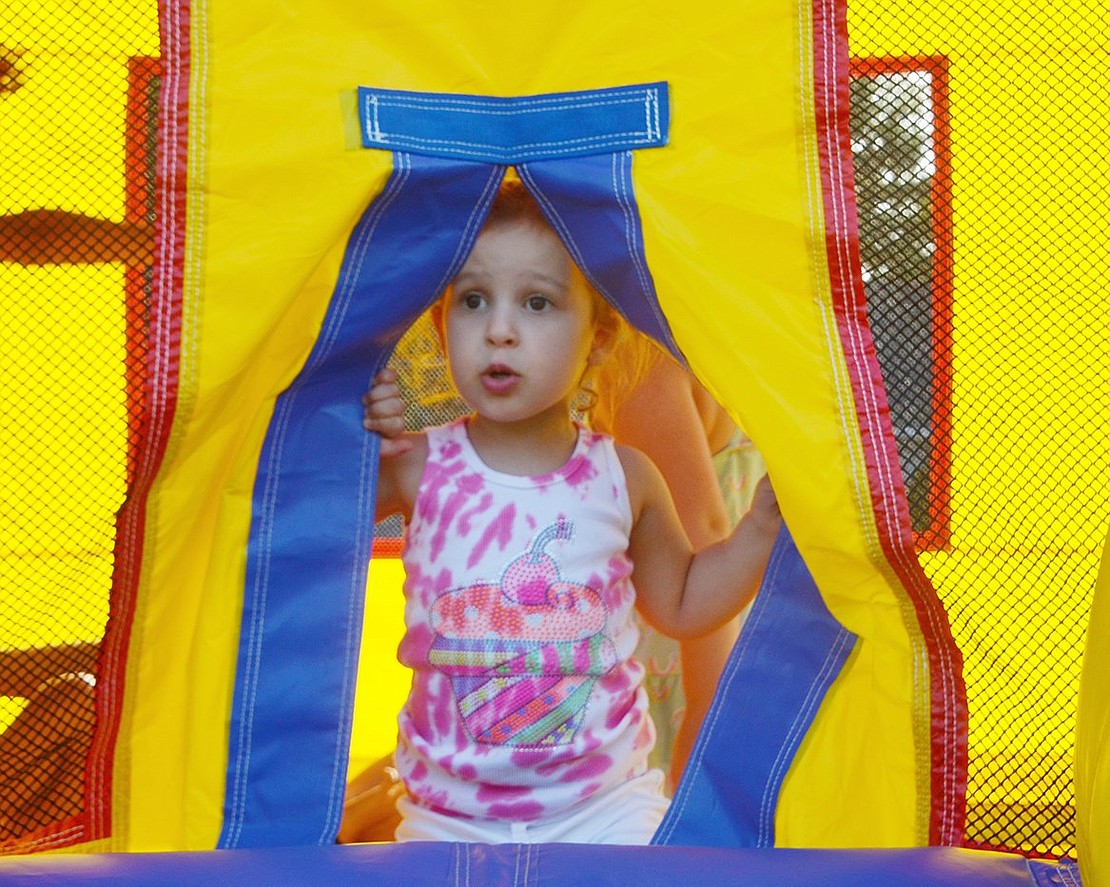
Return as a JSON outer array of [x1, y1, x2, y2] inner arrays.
[[123, 0, 926, 848]]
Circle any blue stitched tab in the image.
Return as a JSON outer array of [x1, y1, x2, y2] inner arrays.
[[357, 82, 669, 162]]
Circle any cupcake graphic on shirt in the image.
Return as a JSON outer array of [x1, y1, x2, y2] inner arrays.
[[429, 519, 618, 747]]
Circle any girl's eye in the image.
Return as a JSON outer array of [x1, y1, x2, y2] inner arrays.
[[462, 292, 484, 310], [525, 295, 550, 312]]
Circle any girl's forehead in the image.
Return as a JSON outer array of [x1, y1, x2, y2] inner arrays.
[[476, 217, 565, 252], [457, 220, 575, 280]]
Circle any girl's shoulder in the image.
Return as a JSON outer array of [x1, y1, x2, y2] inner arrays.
[[613, 442, 669, 520]]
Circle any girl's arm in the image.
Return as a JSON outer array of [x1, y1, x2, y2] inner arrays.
[[0, 642, 99, 698], [622, 446, 781, 639], [605, 355, 743, 786], [362, 367, 427, 522]]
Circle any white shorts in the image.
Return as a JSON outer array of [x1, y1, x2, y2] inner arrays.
[[395, 769, 670, 845]]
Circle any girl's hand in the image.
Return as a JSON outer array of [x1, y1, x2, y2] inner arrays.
[[363, 367, 413, 457], [748, 474, 782, 533]]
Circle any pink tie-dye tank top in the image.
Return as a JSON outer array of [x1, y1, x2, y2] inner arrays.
[[395, 419, 654, 822]]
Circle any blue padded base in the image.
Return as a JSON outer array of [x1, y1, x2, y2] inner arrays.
[[0, 844, 1077, 887]]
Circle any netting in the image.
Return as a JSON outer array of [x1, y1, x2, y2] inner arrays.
[[0, 5, 160, 849], [849, 2, 1110, 859]]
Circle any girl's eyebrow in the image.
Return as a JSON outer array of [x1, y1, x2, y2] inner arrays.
[[450, 269, 482, 287], [526, 271, 568, 290], [452, 270, 569, 290]]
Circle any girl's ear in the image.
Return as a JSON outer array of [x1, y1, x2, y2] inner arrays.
[[587, 306, 620, 367]]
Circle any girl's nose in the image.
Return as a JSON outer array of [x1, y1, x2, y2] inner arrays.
[[485, 305, 518, 345]]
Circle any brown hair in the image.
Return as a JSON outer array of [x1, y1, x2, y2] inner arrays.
[[482, 176, 551, 232]]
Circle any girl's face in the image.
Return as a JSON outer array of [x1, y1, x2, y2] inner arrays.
[[441, 220, 610, 430]]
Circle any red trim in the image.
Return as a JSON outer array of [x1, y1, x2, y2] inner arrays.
[[123, 57, 160, 488], [925, 58, 954, 552], [846, 56, 955, 552], [84, 2, 191, 845], [815, 4, 968, 844], [371, 537, 405, 559], [961, 838, 1066, 863]]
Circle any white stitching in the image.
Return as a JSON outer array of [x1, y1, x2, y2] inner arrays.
[[358, 87, 667, 160], [363, 133, 661, 158], [363, 90, 654, 114], [756, 629, 855, 845], [610, 152, 681, 358], [522, 842, 533, 886]]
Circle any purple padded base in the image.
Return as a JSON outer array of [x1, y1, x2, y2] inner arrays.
[[0, 843, 1077, 886]]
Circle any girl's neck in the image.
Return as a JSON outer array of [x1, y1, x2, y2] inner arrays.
[[465, 407, 579, 476]]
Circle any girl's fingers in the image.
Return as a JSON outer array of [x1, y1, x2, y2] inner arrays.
[[364, 395, 406, 424], [379, 436, 415, 458], [364, 413, 405, 433], [363, 367, 408, 455]]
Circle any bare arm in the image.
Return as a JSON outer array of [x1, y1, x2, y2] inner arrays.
[[0, 642, 99, 698], [622, 447, 780, 640], [608, 357, 734, 550], [608, 356, 749, 783]]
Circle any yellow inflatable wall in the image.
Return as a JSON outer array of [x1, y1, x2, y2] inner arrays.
[[1, 0, 1106, 875], [129, 0, 929, 851]]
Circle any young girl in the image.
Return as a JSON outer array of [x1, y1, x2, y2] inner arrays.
[[364, 181, 781, 844]]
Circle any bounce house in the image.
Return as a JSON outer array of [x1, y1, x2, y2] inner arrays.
[[1, 0, 1107, 884]]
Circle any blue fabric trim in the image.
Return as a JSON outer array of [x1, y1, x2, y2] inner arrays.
[[0, 844, 1050, 886], [219, 155, 505, 848], [358, 82, 669, 163], [1029, 860, 1083, 887], [518, 154, 684, 362], [653, 524, 858, 847]]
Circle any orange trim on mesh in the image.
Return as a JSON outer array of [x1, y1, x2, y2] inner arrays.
[[371, 537, 405, 559]]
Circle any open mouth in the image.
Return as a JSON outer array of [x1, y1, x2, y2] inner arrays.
[[484, 364, 517, 380], [481, 364, 519, 392]]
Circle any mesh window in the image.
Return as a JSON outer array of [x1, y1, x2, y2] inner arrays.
[[849, 2, 1110, 858], [0, 5, 160, 850]]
